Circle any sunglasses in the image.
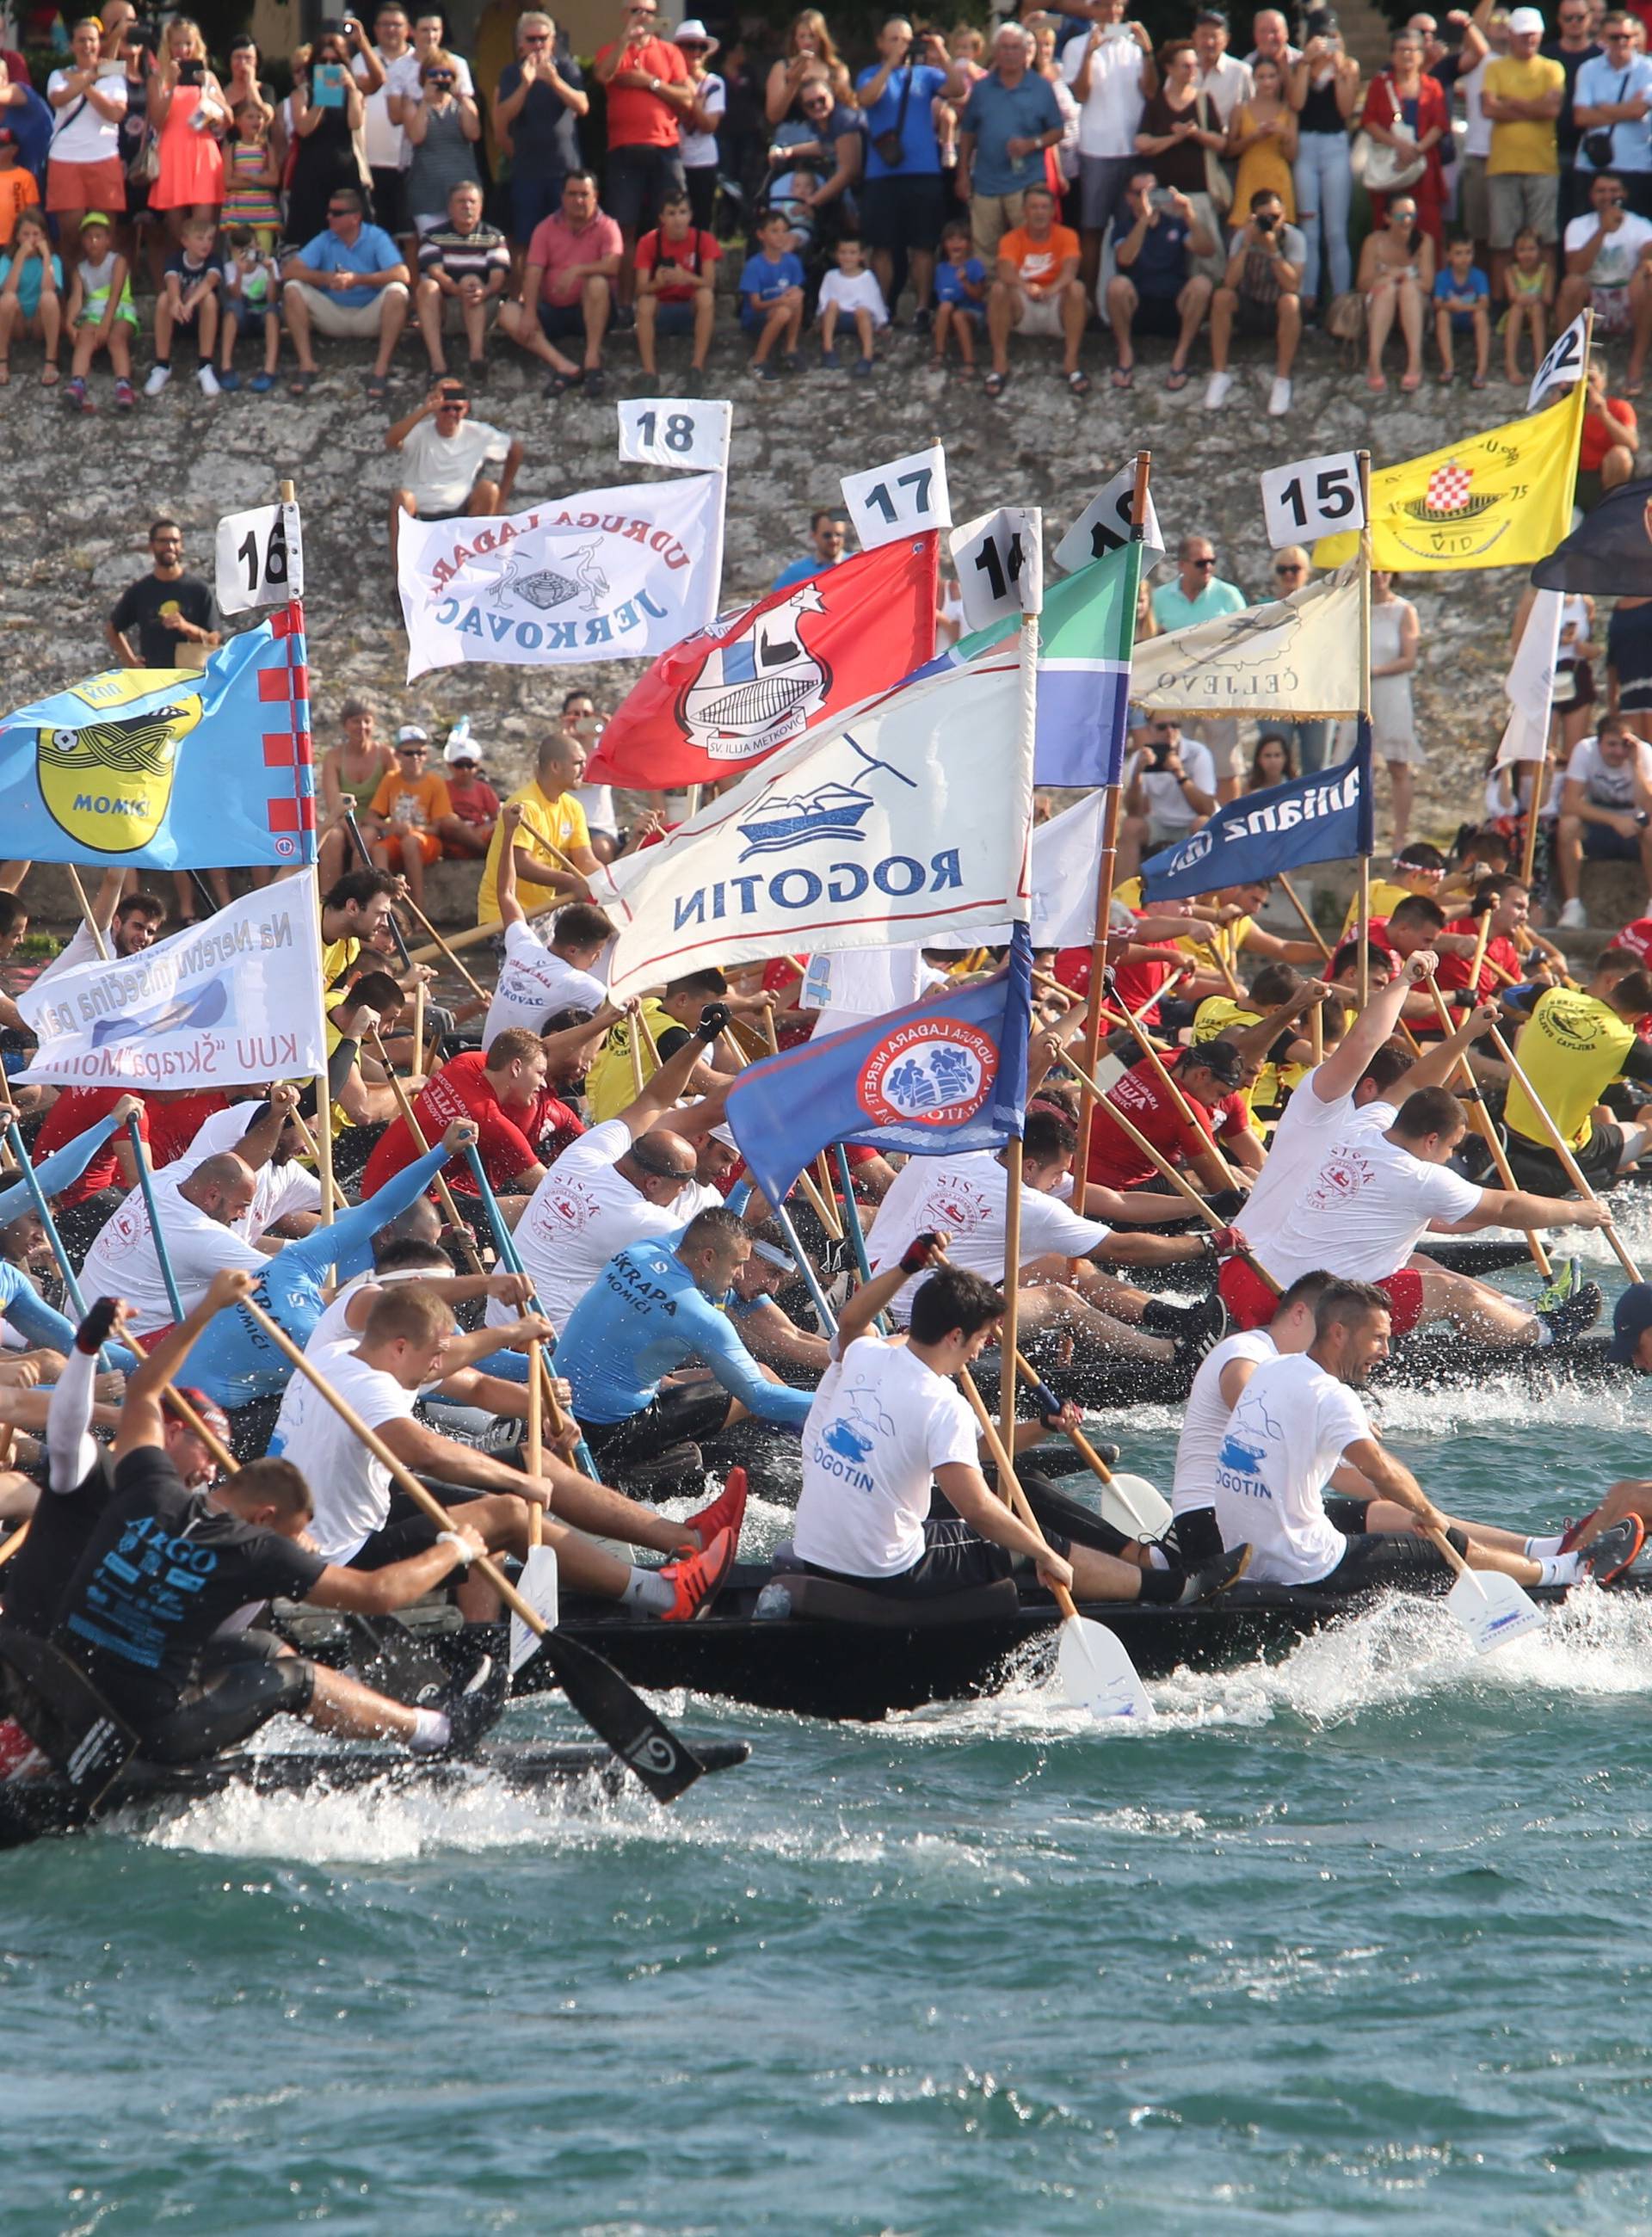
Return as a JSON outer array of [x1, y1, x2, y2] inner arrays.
[[1274, 563, 1304, 575], [1188, 556, 1217, 567], [428, 70, 453, 81], [327, 205, 356, 217], [397, 745, 428, 755]]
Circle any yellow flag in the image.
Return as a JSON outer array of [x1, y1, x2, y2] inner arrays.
[[1314, 379, 1587, 570]]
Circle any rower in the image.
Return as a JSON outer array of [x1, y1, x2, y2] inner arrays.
[[1533, 1285, 1652, 1559], [484, 798, 614, 1050], [554, 1206, 817, 1469], [1341, 840, 1450, 934], [723, 1231, 834, 1376], [1499, 966, 1652, 1195], [583, 968, 733, 1123], [790, 1237, 1249, 1608], [161, 1088, 323, 1240], [1086, 1036, 1263, 1195], [32, 1272, 516, 1765], [30, 1084, 154, 1257], [864, 1106, 1226, 1368], [1210, 1277, 1641, 1593], [269, 1280, 745, 1624], [79, 1149, 277, 1340], [359, 1026, 572, 1215], [319, 866, 404, 989]]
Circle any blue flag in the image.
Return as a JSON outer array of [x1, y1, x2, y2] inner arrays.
[[725, 926, 1032, 1210], [1141, 722, 1374, 900], [0, 610, 315, 870]]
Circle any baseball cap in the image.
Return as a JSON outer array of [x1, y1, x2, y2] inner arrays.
[[1508, 6, 1544, 29], [81, 210, 112, 229], [1609, 1282, 1652, 1365], [443, 733, 484, 766], [1610, 916, 1652, 967], [164, 1385, 232, 1452], [1187, 1038, 1244, 1088], [396, 724, 430, 747]]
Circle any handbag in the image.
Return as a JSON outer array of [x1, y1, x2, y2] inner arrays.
[[127, 126, 160, 184], [873, 63, 914, 169], [1196, 91, 1231, 212], [1583, 73, 1629, 173], [1353, 76, 1427, 194], [1325, 288, 1366, 342]]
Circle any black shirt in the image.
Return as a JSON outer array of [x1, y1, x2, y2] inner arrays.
[[2, 1449, 116, 1641], [1544, 37, 1602, 163], [497, 55, 586, 181], [108, 571, 218, 669], [52, 1446, 326, 1718]]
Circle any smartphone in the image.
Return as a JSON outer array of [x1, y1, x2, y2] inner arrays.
[[1149, 186, 1176, 212], [312, 60, 347, 105]]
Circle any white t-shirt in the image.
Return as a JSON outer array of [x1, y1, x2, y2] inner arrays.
[[792, 1335, 979, 1576], [1061, 30, 1148, 159], [358, 46, 423, 169], [1234, 1067, 1397, 1254], [572, 782, 617, 838], [1125, 737, 1219, 833], [817, 266, 890, 327], [483, 921, 607, 1050], [1172, 1326, 1277, 1518], [161, 1104, 323, 1238], [1196, 52, 1253, 125], [80, 1181, 269, 1334], [1211, 1349, 1368, 1584], [1461, 54, 1492, 161], [48, 69, 126, 162], [680, 70, 725, 168], [270, 1342, 420, 1562], [1562, 208, 1652, 288], [396, 415, 509, 514], [305, 1264, 441, 1361], [1243, 1118, 1483, 1291], [492, 1118, 682, 1332], [1563, 731, 1652, 808], [866, 1148, 1112, 1321], [35, 909, 117, 987]]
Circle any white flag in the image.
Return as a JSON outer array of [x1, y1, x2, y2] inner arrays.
[[18, 872, 328, 1088], [601, 652, 1033, 1000], [1527, 312, 1587, 415], [395, 475, 724, 681], [1495, 589, 1565, 767], [972, 788, 1108, 951], [1053, 466, 1165, 574], [1131, 565, 1362, 718]]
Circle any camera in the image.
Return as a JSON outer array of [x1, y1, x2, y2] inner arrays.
[[1255, 209, 1276, 230], [1150, 739, 1174, 769], [176, 56, 205, 83], [130, 17, 159, 48]]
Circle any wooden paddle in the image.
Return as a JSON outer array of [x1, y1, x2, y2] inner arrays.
[[237, 1294, 710, 1803], [366, 1032, 491, 1278], [398, 893, 492, 1007], [1486, 1024, 1646, 1283], [1012, 1356, 1173, 1539], [1102, 983, 1244, 1192]]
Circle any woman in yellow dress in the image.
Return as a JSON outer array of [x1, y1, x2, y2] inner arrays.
[[1227, 57, 1298, 221]]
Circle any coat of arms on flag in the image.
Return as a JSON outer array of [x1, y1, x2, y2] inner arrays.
[[1415, 461, 1483, 519], [675, 581, 833, 755]]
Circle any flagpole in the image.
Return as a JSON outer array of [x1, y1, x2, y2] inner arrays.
[[1074, 450, 1150, 1192], [999, 551, 1045, 1463], [1519, 309, 1593, 896], [1356, 448, 1372, 1014], [65, 866, 110, 964]]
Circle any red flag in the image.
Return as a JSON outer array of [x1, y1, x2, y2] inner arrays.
[[585, 533, 938, 790]]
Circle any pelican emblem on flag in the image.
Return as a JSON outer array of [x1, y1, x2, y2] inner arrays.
[[35, 677, 200, 851]]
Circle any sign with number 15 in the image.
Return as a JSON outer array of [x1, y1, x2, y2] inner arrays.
[[1259, 452, 1364, 550]]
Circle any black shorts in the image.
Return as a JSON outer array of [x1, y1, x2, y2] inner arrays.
[[580, 1381, 737, 1468], [1504, 1120, 1630, 1194], [860, 174, 948, 255], [1230, 293, 1286, 334], [604, 143, 686, 234], [348, 1480, 490, 1569], [804, 1514, 1070, 1600], [370, 164, 409, 238], [1130, 292, 1187, 338], [1174, 1494, 1371, 1568], [138, 1630, 315, 1765], [1303, 1525, 1468, 1595]]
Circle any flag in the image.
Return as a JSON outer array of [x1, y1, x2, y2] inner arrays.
[[0, 612, 313, 871], [1131, 564, 1363, 718], [973, 788, 1109, 950], [395, 474, 725, 681], [600, 649, 1033, 1001], [1495, 589, 1564, 767], [1530, 477, 1652, 593], [583, 533, 938, 790], [1314, 383, 1587, 570], [1527, 312, 1587, 414], [724, 927, 1032, 1208], [17, 872, 328, 1088], [1141, 724, 1373, 900]]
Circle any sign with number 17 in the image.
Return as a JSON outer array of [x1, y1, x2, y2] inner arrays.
[[840, 443, 952, 553]]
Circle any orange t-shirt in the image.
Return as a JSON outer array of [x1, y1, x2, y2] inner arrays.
[[0, 167, 40, 250], [369, 770, 452, 830], [594, 35, 688, 148], [998, 223, 1080, 289]]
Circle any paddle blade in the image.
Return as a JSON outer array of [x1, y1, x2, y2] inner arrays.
[[510, 1546, 560, 1678], [1101, 1473, 1174, 1541], [1056, 1616, 1155, 1722], [539, 1628, 707, 1803], [1446, 1568, 1545, 1655]]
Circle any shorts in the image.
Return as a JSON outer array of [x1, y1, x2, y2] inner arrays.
[[1581, 817, 1646, 860], [1217, 1255, 1425, 1337], [382, 827, 442, 865], [934, 293, 983, 323], [425, 290, 502, 334], [537, 297, 599, 340], [1126, 290, 1187, 338], [644, 299, 700, 334], [860, 173, 948, 255], [510, 169, 566, 247], [348, 1480, 489, 1569], [46, 155, 127, 215], [1504, 1118, 1637, 1192], [136, 1630, 315, 1766], [1229, 292, 1289, 333], [1440, 305, 1483, 334], [969, 189, 1026, 262], [1173, 1494, 1372, 1567], [803, 1513, 1070, 1599], [1487, 169, 1559, 250], [1589, 282, 1637, 337], [741, 293, 798, 329], [1077, 152, 1135, 235], [1459, 151, 1489, 241], [604, 141, 686, 234], [1011, 291, 1066, 336], [579, 1380, 737, 1467], [370, 164, 410, 238], [1302, 1525, 1469, 1594], [283, 279, 410, 337]]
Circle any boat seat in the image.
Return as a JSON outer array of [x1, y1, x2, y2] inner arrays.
[[778, 1573, 1021, 1629]]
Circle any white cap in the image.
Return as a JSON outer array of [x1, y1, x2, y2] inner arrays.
[[444, 733, 484, 765], [1507, 7, 1544, 30], [396, 724, 429, 746], [711, 1124, 737, 1149]]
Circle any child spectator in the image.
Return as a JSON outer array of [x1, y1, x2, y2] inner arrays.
[[1501, 224, 1552, 385], [0, 124, 40, 247], [441, 728, 500, 857], [1432, 235, 1490, 386], [220, 100, 280, 249], [63, 210, 137, 410], [145, 212, 221, 395], [816, 231, 886, 373], [739, 206, 804, 380], [634, 186, 719, 379], [0, 206, 60, 383], [932, 217, 984, 374], [216, 222, 279, 390]]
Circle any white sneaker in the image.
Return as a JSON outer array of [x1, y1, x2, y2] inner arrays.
[[1204, 369, 1234, 410], [1268, 375, 1292, 417], [142, 364, 170, 397], [197, 364, 220, 397], [1558, 897, 1587, 929]]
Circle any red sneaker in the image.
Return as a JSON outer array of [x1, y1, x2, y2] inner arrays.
[[685, 1466, 748, 1555], [657, 1526, 737, 1622], [1558, 1507, 1600, 1555]]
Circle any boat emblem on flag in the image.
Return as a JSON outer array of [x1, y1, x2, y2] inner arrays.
[[736, 780, 872, 859]]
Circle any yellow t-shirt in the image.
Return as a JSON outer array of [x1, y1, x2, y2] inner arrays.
[[476, 781, 593, 924], [583, 995, 675, 1124], [1483, 54, 1563, 177], [1174, 913, 1254, 980], [320, 930, 360, 991], [1340, 878, 1415, 940], [1503, 986, 1637, 1149]]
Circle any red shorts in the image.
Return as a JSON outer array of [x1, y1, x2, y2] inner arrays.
[[1217, 1255, 1425, 1335], [46, 155, 127, 215]]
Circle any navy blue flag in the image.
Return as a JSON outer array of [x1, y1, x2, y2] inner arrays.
[[1530, 478, 1652, 595], [724, 926, 1032, 1210], [1141, 722, 1373, 901]]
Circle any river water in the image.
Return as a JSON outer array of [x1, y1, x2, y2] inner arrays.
[[8, 1219, 1652, 2236]]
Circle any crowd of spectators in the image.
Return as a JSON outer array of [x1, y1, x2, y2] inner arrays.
[[4, 0, 1652, 411]]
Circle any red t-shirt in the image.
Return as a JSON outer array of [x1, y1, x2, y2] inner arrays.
[[32, 1085, 149, 1208], [1435, 917, 1521, 1001], [595, 34, 688, 146], [1581, 396, 1636, 475], [360, 1051, 580, 1199], [636, 225, 721, 302], [146, 1091, 230, 1168], [1086, 1052, 1248, 1190]]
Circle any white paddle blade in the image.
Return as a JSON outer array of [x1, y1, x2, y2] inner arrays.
[[1057, 1616, 1155, 1722], [1100, 1472, 1174, 1540], [1446, 1567, 1544, 1655], [509, 1544, 559, 1676]]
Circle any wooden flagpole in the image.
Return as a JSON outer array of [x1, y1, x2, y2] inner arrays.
[[1356, 447, 1372, 1014]]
